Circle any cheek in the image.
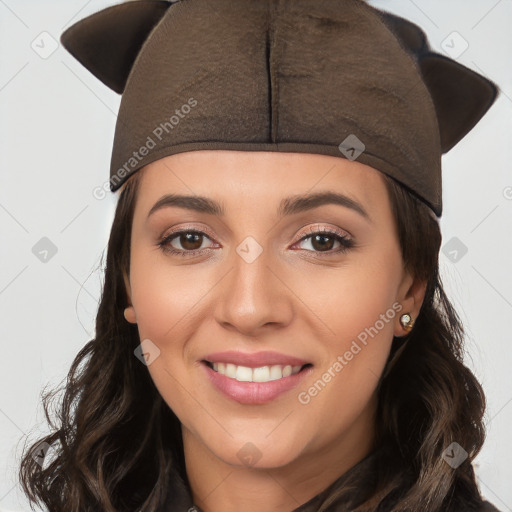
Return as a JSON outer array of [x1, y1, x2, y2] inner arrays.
[[297, 245, 402, 348], [128, 249, 207, 419], [295, 245, 402, 424], [129, 247, 210, 342]]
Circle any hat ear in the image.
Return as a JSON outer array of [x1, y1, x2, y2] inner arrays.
[[378, 10, 428, 54], [418, 53, 498, 152], [378, 10, 499, 153], [60, 0, 171, 94]]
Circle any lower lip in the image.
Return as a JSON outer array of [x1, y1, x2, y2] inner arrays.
[[201, 362, 313, 405]]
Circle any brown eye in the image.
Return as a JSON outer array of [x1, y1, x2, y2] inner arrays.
[[295, 227, 354, 255], [158, 230, 215, 256], [309, 233, 336, 252], [177, 232, 204, 251]]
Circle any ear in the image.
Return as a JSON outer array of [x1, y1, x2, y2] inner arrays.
[[60, 0, 171, 94], [394, 271, 427, 337], [379, 11, 499, 153]]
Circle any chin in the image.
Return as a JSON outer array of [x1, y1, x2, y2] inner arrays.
[[204, 430, 307, 470], [222, 448, 299, 470]]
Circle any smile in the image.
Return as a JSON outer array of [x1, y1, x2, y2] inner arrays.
[[207, 362, 305, 382], [200, 351, 314, 404]]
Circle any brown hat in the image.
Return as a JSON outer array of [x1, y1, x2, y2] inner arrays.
[[61, 0, 499, 216]]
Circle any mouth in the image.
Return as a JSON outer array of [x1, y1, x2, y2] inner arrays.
[[202, 360, 313, 383], [200, 356, 314, 405]]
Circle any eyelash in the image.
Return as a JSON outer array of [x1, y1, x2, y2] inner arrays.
[[157, 225, 354, 258]]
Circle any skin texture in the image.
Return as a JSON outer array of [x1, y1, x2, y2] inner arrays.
[[123, 150, 426, 512]]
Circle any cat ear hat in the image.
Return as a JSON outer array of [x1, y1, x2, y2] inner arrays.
[[61, 0, 499, 217]]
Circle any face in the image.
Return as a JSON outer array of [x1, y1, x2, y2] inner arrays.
[[124, 150, 424, 471]]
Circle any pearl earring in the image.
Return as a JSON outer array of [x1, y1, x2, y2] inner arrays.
[[399, 313, 414, 331]]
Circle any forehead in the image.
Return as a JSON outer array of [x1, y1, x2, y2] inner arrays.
[[136, 150, 387, 201]]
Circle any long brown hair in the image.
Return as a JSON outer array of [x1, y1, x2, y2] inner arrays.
[[18, 169, 489, 512]]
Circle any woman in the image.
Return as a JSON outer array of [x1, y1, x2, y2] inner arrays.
[[19, 0, 502, 510]]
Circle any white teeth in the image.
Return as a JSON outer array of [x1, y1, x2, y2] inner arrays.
[[235, 365, 253, 381], [225, 363, 237, 379], [210, 362, 303, 382], [269, 365, 283, 381], [253, 366, 270, 382]]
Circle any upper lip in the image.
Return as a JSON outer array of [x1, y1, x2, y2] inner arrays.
[[203, 351, 311, 368]]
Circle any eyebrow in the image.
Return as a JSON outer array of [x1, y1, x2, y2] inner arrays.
[[147, 191, 371, 221]]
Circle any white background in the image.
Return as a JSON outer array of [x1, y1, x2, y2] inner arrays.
[[0, 1, 511, 511]]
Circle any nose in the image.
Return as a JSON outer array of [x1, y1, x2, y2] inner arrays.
[[213, 238, 294, 337]]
